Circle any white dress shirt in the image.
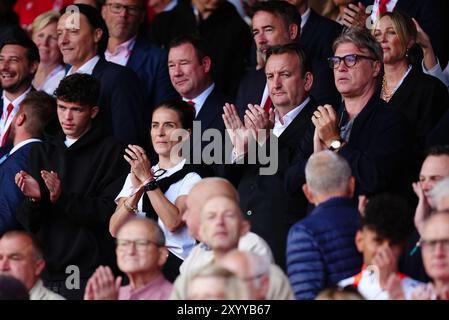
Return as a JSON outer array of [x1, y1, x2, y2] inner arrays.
[[1, 87, 32, 144], [272, 97, 310, 137], [182, 83, 215, 116], [67, 55, 100, 76]]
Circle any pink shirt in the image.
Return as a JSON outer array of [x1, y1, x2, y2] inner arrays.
[[105, 36, 136, 67], [118, 274, 173, 300]]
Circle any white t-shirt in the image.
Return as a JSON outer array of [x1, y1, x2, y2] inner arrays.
[[115, 159, 201, 260]]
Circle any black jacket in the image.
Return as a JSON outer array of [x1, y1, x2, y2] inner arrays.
[[16, 120, 128, 281], [225, 98, 317, 270]]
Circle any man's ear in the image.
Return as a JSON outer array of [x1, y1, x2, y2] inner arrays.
[[288, 23, 299, 41], [240, 219, 251, 237], [372, 60, 381, 78], [93, 28, 103, 45], [29, 61, 39, 75], [202, 56, 212, 74], [355, 230, 364, 253], [15, 113, 26, 127], [34, 259, 46, 277], [302, 183, 315, 204], [158, 247, 169, 267], [348, 176, 356, 198], [90, 106, 100, 119], [303, 71, 313, 92]]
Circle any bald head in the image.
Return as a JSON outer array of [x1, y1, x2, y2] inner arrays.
[[184, 178, 240, 239]]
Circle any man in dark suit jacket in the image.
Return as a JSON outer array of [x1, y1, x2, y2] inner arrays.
[[167, 35, 229, 170], [287, 0, 343, 61], [57, 4, 145, 146], [0, 91, 55, 235], [287, 151, 361, 300], [286, 28, 410, 198], [235, 1, 340, 118], [344, 0, 448, 68], [0, 35, 39, 155], [101, 0, 178, 116], [223, 44, 317, 270], [149, 0, 252, 97]]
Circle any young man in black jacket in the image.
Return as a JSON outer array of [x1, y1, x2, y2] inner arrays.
[[15, 73, 128, 300]]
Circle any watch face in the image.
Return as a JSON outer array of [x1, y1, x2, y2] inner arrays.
[[331, 140, 342, 149]]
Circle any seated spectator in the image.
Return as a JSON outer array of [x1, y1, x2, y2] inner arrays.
[[180, 177, 273, 277], [339, 194, 419, 300], [110, 99, 201, 282], [217, 250, 270, 300], [0, 91, 55, 235], [15, 73, 128, 300], [0, 231, 65, 300], [286, 27, 410, 198], [186, 265, 250, 300], [372, 12, 448, 157], [172, 194, 294, 300], [409, 210, 449, 300], [84, 218, 173, 300], [31, 11, 65, 95], [287, 150, 362, 300], [0, 275, 29, 300]]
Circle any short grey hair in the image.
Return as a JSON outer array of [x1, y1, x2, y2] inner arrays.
[[430, 177, 449, 210], [117, 217, 166, 247], [305, 150, 352, 196], [332, 27, 383, 63]]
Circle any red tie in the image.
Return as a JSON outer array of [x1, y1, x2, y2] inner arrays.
[[187, 100, 195, 106], [379, 0, 390, 15], [1, 103, 14, 147], [263, 96, 272, 113]]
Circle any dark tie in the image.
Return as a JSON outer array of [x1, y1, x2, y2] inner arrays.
[[1, 103, 14, 147], [379, 0, 390, 15], [263, 96, 272, 113]]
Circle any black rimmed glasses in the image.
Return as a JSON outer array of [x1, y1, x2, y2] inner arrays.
[[327, 54, 376, 69], [106, 2, 143, 16]]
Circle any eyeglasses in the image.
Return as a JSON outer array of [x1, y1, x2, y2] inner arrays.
[[327, 54, 376, 69], [116, 239, 161, 251], [106, 3, 143, 16], [418, 238, 449, 253]]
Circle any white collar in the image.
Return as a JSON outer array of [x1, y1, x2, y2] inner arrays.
[[67, 55, 100, 75], [2, 86, 32, 108], [164, 0, 177, 11], [9, 138, 41, 155], [275, 97, 310, 126], [153, 158, 186, 178], [182, 83, 215, 116], [301, 7, 311, 30]]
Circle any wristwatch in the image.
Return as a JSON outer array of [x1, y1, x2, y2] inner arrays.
[[144, 179, 159, 192], [329, 138, 345, 151]]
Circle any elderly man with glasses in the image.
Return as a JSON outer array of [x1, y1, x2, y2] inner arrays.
[[84, 217, 173, 300], [286, 27, 410, 198]]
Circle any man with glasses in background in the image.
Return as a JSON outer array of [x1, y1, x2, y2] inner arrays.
[[101, 0, 177, 143], [84, 218, 173, 300], [286, 27, 410, 198]]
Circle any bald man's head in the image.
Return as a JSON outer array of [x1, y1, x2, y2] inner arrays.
[[183, 178, 239, 239]]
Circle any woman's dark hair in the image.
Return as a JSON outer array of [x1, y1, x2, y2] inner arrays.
[[152, 99, 195, 131]]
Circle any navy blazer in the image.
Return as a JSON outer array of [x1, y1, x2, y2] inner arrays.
[[90, 58, 146, 146], [287, 197, 362, 300], [286, 95, 411, 197], [300, 9, 343, 61], [0, 141, 40, 235], [126, 35, 178, 113]]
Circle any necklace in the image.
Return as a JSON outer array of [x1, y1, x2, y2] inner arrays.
[[381, 65, 412, 102]]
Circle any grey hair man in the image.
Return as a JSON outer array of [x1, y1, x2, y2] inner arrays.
[[287, 150, 362, 299], [0, 231, 65, 300]]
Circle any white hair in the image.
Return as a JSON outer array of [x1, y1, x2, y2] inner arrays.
[[305, 150, 352, 196]]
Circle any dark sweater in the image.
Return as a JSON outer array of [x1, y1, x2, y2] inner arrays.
[[16, 121, 128, 281]]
